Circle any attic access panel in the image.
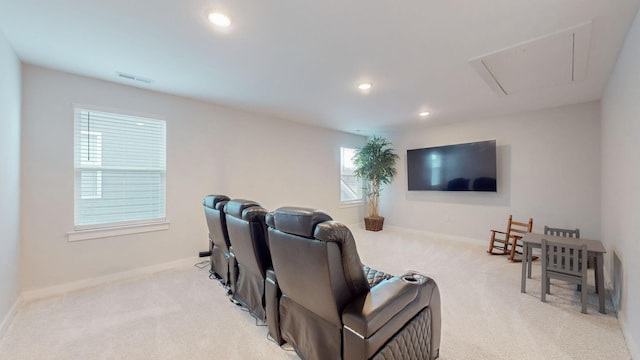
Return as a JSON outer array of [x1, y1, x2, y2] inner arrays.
[[470, 22, 592, 96]]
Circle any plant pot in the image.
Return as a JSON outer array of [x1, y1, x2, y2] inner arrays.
[[364, 216, 384, 232]]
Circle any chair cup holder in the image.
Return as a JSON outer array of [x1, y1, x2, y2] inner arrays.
[[401, 273, 425, 284]]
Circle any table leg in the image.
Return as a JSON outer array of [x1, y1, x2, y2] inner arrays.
[[596, 253, 605, 314], [592, 255, 599, 294], [527, 244, 533, 278], [521, 243, 528, 293]]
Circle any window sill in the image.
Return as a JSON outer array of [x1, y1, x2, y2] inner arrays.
[[340, 201, 364, 209], [67, 221, 170, 242]]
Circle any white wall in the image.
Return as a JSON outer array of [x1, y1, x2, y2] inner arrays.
[[381, 102, 601, 241], [20, 65, 365, 291], [601, 6, 640, 358], [0, 31, 21, 332]]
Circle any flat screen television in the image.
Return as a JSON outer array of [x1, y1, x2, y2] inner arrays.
[[407, 140, 497, 192]]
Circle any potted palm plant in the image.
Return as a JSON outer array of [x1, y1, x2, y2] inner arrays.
[[353, 136, 399, 231]]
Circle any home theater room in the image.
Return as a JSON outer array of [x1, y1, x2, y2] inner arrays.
[[1, 0, 640, 359]]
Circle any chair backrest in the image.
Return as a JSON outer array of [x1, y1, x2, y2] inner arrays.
[[544, 225, 580, 239], [203, 194, 231, 252], [225, 199, 271, 321], [266, 207, 369, 326], [542, 239, 587, 277], [224, 199, 271, 278], [507, 215, 533, 239]]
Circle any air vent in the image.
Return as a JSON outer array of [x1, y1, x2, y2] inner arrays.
[[469, 22, 592, 96], [116, 72, 154, 84]]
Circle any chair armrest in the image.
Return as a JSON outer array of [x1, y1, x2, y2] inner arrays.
[[342, 276, 420, 338], [491, 230, 507, 235], [342, 274, 440, 360]]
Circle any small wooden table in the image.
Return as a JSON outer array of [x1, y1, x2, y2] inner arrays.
[[520, 232, 606, 314]]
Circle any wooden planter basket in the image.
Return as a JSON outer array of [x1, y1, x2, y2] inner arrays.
[[364, 216, 385, 232]]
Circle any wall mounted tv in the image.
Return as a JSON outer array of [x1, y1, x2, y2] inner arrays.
[[407, 140, 497, 192]]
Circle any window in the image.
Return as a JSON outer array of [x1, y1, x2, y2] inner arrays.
[[340, 147, 363, 203], [74, 107, 166, 230], [79, 130, 102, 199]]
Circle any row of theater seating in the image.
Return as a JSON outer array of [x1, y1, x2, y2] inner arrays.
[[203, 195, 442, 360]]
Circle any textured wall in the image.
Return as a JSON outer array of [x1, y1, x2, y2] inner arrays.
[[20, 65, 365, 291], [381, 101, 601, 241], [601, 6, 640, 358], [0, 30, 21, 333]]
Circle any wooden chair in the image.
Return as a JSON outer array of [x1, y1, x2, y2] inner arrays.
[[541, 238, 588, 313], [544, 225, 596, 292], [487, 215, 533, 261]]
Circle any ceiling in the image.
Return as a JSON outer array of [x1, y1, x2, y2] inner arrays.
[[1, 0, 639, 135]]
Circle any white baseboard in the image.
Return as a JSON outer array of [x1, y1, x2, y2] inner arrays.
[[382, 225, 618, 289], [347, 222, 364, 230], [0, 298, 20, 339], [22, 257, 199, 302], [619, 314, 639, 360], [382, 224, 482, 244]]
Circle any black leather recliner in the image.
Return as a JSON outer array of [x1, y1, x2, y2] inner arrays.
[[265, 207, 441, 360], [203, 195, 236, 290], [224, 199, 271, 322]]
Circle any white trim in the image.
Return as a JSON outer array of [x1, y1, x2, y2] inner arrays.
[[383, 224, 615, 290], [67, 221, 170, 242], [350, 222, 481, 244], [21, 257, 198, 302], [0, 297, 20, 339], [619, 314, 639, 360], [340, 200, 364, 208], [72, 103, 166, 121], [382, 224, 482, 244]]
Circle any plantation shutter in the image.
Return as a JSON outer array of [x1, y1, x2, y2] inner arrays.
[[74, 107, 166, 229]]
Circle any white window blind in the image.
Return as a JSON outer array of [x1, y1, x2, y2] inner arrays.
[[74, 108, 166, 230], [340, 147, 363, 203]]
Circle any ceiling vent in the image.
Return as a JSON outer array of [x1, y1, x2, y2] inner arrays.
[[116, 72, 154, 84], [470, 21, 592, 96]]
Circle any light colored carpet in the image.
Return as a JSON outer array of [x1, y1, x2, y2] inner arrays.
[[0, 227, 630, 359]]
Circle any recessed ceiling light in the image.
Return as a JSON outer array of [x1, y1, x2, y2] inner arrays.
[[208, 12, 231, 27], [358, 83, 372, 90], [419, 111, 430, 117]]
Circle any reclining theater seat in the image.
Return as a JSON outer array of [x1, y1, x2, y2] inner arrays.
[[224, 199, 271, 322], [203, 195, 235, 288], [265, 207, 442, 360]]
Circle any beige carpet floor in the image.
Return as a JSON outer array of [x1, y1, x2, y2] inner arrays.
[[0, 227, 631, 359]]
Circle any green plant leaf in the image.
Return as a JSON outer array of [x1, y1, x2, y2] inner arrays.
[[352, 136, 399, 217]]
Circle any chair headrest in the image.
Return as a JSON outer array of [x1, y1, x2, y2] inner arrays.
[[314, 221, 369, 296], [225, 199, 262, 219], [203, 194, 230, 209], [242, 206, 268, 222], [266, 207, 332, 238]]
